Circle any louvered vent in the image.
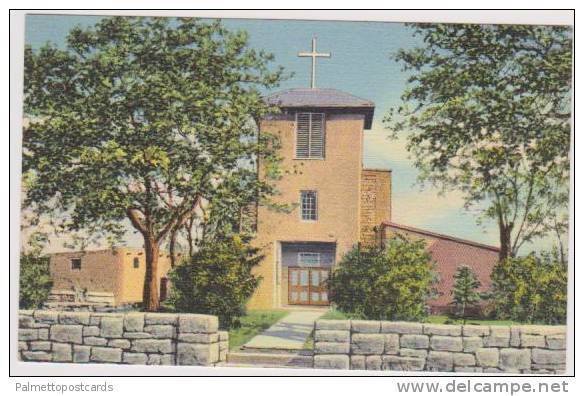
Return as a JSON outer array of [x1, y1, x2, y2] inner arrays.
[[296, 112, 325, 159]]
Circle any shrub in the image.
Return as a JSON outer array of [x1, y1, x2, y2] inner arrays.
[[450, 265, 482, 323], [167, 234, 262, 328], [490, 251, 567, 324], [328, 235, 437, 321], [19, 253, 53, 309]]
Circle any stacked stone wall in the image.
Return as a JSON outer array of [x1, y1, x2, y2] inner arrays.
[[313, 320, 566, 373], [18, 310, 228, 366]]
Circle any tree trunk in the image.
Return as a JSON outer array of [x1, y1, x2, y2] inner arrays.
[[143, 235, 160, 311], [169, 227, 178, 268], [498, 224, 512, 261]]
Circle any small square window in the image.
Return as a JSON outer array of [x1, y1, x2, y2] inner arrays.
[[71, 258, 81, 270], [133, 257, 140, 269], [300, 190, 318, 221]]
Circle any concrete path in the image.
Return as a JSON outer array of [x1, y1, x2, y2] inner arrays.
[[243, 310, 324, 350]]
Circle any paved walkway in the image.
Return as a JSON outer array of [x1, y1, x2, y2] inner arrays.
[[243, 310, 325, 350]]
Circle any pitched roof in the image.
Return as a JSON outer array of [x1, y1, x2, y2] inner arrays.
[[265, 88, 375, 129]]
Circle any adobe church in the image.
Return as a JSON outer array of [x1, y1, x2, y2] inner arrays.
[[247, 38, 499, 312]]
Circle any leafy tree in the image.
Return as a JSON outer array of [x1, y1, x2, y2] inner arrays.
[[19, 232, 53, 309], [329, 236, 437, 321], [386, 24, 572, 260], [166, 234, 262, 328], [490, 250, 567, 324], [23, 17, 285, 310], [450, 265, 481, 323]]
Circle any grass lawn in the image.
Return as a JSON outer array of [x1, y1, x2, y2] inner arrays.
[[228, 310, 288, 350]]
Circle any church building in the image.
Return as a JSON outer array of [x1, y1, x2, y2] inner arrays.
[[247, 39, 499, 311]]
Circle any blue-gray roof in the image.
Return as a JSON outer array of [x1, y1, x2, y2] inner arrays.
[[265, 88, 375, 129]]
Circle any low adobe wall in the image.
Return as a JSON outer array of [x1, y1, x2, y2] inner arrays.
[[18, 310, 228, 366], [313, 320, 566, 374]]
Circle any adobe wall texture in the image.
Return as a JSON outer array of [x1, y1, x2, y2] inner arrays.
[[18, 310, 228, 366], [313, 320, 566, 374]]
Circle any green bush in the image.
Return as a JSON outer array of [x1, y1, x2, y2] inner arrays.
[[167, 234, 262, 328], [19, 253, 53, 309], [328, 235, 437, 321], [490, 251, 567, 324], [450, 265, 482, 323]]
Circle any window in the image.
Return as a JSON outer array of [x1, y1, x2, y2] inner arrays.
[[71, 258, 81, 270], [298, 252, 320, 266], [133, 257, 140, 269], [300, 190, 318, 221], [296, 112, 325, 159]]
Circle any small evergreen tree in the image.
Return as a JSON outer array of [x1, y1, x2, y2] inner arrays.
[[166, 234, 262, 328], [450, 266, 481, 323], [328, 235, 437, 321]]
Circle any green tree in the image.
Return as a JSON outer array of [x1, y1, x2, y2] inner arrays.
[[19, 232, 53, 309], [23, 17, 285, 311], [450, 265, 481, 323], [386, 24, 572, 260], [329, 236, 437, 321], [490, 250, 567, 324], [166, 234, 262, 328]]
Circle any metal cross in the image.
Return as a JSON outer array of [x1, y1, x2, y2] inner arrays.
[[298, 37, 331, 89]]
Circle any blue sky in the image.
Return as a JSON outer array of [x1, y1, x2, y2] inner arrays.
[[24, 14, 528, 251]]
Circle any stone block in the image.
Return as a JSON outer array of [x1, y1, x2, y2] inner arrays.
[[521, 334, 546, 348], [400, 334, 429, 349], [315, 320, 350, 331], [19, 315, 35, 328], [462, 336, 483, 352], [38, 329, 49, 340], [519, 325, 565, 336], [19, 329, 38, 341], [91, 347, 122, 363], [462, 325, 490, 337], [18, 342, 29, 351], [132, 339, 174, 354], [144, 325, 176, 339], [147, 354, 162, 365], [123, 352, 148, 365], [50, 325, 83, 344], [218, 331, 229, 341], [314, 355, 350, 370], [532, 349, 565, 365], [381, 321, 423, 334], [89, 316, 101, 326], [382, 355, 425, 371], [34, 311, 59, 323], [400, 348, 428, 358], [100, 317, 124, 338], [30, 341, 51, 351], [351, 333, 385, 355], [484, 367, 504, 373], [178, 333, 219, 344], [455, 366, 483, 373], [351, 320, 380, 333], [500, 348, 531, 370], [144, 313, 178, 325], [73, 345, 91, 363], [485, 327, 510, 347], [123, 332, 152, 339], [160, 354, 175, 365], [108, 339, 131, 349], [366, 355, 383, 370], [52, 343, 72, 362], [350, 355, 365, 370], [424, 324, 461, 336], [314, 330, 350, 343], [83, 326, 100, 337], [178, 314, 218, 334], [315, 342, 350, 354], [430, 336, 463, 352], [84, 337, 108, 346], [476, 348, 499, 367], [384, 334, 399, 354], [546, 334, 566, 350], [453, 353, 476, 367], [22, 351, 52, 362], [510, 327, 521, 347], [59, 312, 90, 325], [124, 313, 145, 332], [176, 343, 217, 365], [426, 351, 454, 371]]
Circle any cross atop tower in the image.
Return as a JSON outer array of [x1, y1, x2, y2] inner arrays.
[[298, 37, 331, 89]]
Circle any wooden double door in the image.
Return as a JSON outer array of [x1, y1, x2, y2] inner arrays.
[[288, 267, 330, 306]]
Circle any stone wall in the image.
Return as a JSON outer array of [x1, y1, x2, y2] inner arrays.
[[18, 310, 228, 366], [313, 320, 566, 374]]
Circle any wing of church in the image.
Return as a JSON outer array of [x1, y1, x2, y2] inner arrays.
[[249, 85, 499, 313]]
